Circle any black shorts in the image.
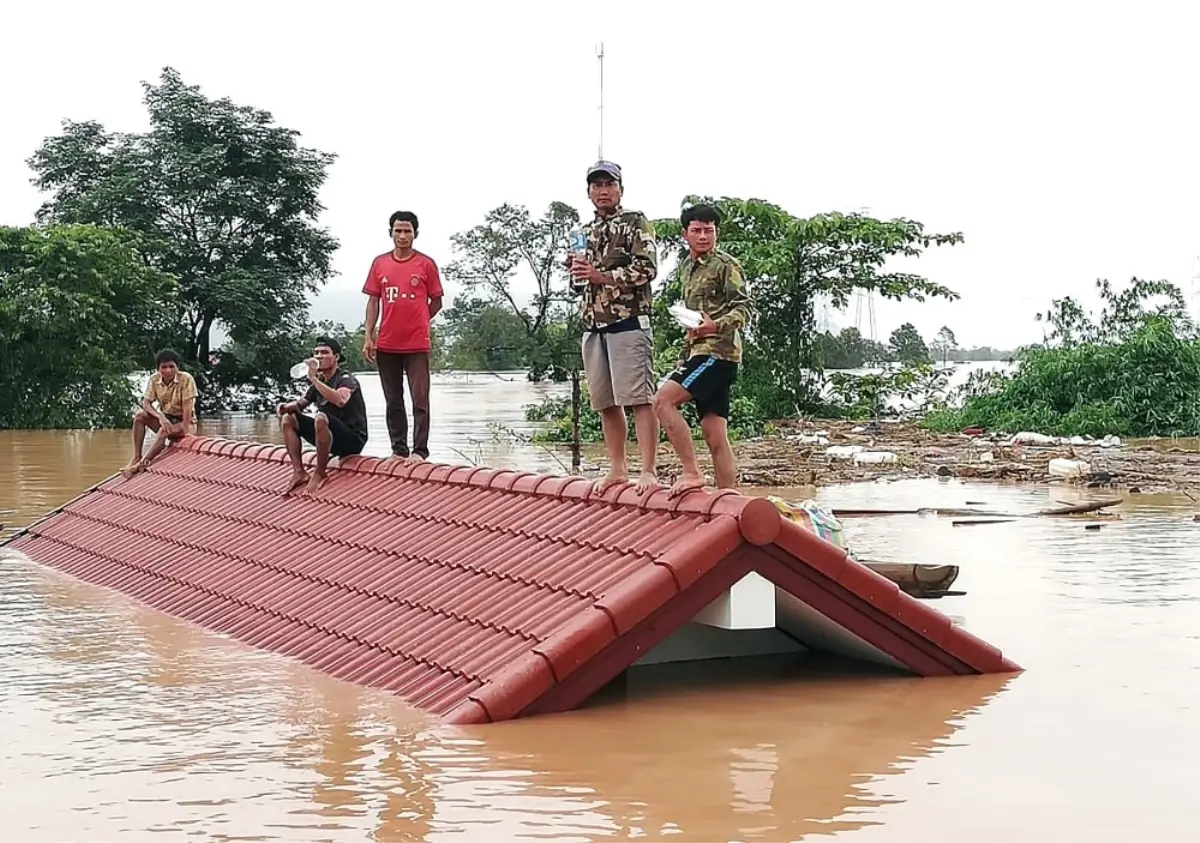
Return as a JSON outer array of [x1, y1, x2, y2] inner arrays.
[[295, 412, 367, 458], [668, 355, 738, 419]]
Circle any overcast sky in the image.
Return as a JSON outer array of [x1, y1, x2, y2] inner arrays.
[[5, 1, 1198, 348]]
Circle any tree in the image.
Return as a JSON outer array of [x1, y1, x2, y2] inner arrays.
[[443, 202, 581, 372], [0, 224, 178, 429], [1036, 277, 1196, 347], [26, 67, 339, 410], [303, 320, 369, 373], [654, 197, 961, 415], [925, 278, 1199, 438], [438, 298, 533, 371], [816, 327, 868, 369], [930, 325, 958, 365], [888, 322, 930, 364], [443, 201, 587, 466]]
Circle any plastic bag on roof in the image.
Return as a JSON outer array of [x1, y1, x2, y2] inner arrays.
[[766, 496, 855, 558]]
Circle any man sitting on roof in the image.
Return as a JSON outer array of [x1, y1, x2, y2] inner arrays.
[[276, 336, 369, 494], [122, 349, 198, 478]]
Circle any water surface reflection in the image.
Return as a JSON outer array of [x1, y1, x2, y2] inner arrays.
[[2, 374, 1198, 842]]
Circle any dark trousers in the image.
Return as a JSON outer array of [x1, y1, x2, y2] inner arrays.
[[376, 351, 431, 458]]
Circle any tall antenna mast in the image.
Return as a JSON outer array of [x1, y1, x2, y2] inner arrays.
[[596, 42, 605, 160]]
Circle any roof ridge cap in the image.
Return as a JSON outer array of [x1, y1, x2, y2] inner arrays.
[[176, 437, 781, 542]]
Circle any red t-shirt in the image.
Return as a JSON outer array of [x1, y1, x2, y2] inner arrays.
[[362, 250, 444, 353]]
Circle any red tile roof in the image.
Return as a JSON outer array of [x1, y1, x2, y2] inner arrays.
[[6, 435, 1019, 723]]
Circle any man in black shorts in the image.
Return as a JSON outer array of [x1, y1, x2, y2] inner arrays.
[[277, 336, 369, 494], [653, 203, 752, 497]]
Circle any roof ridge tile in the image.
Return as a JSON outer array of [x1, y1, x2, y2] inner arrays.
[[167, 436, 772, 525]]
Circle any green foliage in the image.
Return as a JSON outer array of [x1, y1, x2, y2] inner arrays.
[[298, 320, 370, 374], [436, 192, 960, 441], [1035, 277, 1194, 347], [825, 362, 952, 420], [930, 325, 958, 365], [439, 299, 531, 371], [888, 322, 931, 364], [813, 325, 1009, 370], [0, 224, 178, 428], [524, 393, 603, 443], [213, 319, 383, 411], [924, 278, 1200, 438], [652, 197, 961, 415], [27, 67, 339, 411], [814, 327, 874, 369], [523, 386, 770, 445], [443, 202, 582, 382]]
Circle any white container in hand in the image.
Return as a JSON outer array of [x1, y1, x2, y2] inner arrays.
[[669, 302, 704, 329]]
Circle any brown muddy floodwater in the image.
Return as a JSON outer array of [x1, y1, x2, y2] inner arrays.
[[1, 372, 1198, 842]]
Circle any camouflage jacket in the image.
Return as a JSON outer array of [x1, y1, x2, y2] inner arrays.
[[679, 248, 752, 363], [574, 207, 658, 330]]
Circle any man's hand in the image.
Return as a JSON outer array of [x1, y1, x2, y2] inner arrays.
[[686, 313, 719, 341], [276, 402, 299, 416], [362, 336, 376, 365], [167, 421, 184, 436], [305, 358, 319, 380], [569, 258, 606, 285]]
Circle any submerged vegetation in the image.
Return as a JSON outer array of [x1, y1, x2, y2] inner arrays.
[[924, 279, 1199, 439]]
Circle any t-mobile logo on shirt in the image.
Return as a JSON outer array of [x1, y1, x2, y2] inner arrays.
[[363, 251, 445, 354]]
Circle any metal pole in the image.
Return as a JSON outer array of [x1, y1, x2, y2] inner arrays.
[[571, 368, 582, 472], [597, 42, 605, 160]]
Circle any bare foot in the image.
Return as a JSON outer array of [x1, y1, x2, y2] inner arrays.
[[387, 453, 409, 460], [668, 474, 707, 498], [120, 459, 146, 479], [285, 470, 309, 494], [405, 455, 426, 465], [304, 472, 328, 494], [593, 472, 628, 494], [633, 471, 661, 494]]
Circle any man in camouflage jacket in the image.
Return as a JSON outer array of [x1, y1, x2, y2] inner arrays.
[[568, 160, 661, 493], [653, 202, 753, 497]]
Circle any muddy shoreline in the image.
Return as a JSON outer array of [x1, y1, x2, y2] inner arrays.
[[631, 419, 1200, 496]]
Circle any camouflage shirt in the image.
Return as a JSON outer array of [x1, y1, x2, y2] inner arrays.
[[679, 248, 752, 363], [574, 206, 658, 330]]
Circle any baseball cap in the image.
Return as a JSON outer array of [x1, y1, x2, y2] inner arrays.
[[586, 160, 622, 184], [314, 335, 342, 358]]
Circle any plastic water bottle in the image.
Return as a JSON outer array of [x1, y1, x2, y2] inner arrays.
[[568, 228, 587, 291], [568, 229, 587, 255]]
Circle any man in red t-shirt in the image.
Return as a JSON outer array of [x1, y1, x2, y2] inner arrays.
[[362, 210, 443, 460]]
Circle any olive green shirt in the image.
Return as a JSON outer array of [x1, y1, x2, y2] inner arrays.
[[679, 248, 752, 363]]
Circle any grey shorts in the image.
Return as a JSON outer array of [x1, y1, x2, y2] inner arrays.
[[581, 326, 655, 410]]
